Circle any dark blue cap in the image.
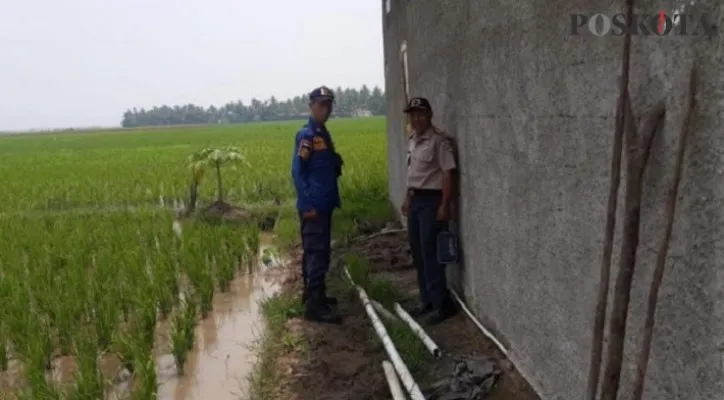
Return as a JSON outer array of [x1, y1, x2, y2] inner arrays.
[[404, 97, 432, 113], [309, 86, 335, 102]]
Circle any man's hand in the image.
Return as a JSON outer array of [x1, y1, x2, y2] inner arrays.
[[302, 209, 317, 220], [401, 197, 410, 217], [436, 203, 451, 221]]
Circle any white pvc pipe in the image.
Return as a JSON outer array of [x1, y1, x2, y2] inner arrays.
[[357, 286, 425, 400], [382, 360, 407, 400], [352, 228, 407, 242], [449, 288, 508, 356], [393, 303, 441, 358], [372, 300, 399, 322], [345, 266, 398, 321]]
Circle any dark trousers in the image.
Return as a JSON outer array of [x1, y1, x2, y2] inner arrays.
[[407, 193, 449, 311], [300, 210, 333, 291]]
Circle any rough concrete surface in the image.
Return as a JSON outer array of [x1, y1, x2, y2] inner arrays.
[[382, 0, 723, 399]]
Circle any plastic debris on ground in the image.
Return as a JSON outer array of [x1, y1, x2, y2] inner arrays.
[[424, 355, 501, 399]]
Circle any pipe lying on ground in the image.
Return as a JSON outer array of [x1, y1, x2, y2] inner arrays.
[[382, 360, 407, 400], [353, 228, 407, 242], [449, 288, 508, 356], [394, 303, 441, 358], [344, 266, 398, 321], [343, 266, 354, 284], [358, 286, 425, 400], [372, 300, 399, 322]]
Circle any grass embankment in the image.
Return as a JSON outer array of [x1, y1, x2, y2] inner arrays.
[[249, 198, 430, 399]]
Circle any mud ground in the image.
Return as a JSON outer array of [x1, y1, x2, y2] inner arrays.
[[272, 228, 541, 400]]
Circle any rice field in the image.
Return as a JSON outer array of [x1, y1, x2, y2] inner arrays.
[[0, 117, 388, 399]]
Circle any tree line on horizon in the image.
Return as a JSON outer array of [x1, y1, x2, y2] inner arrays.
[[121, 85, 387, 128]]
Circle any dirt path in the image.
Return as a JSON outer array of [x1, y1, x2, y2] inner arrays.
[[267, 229, 540, 400]]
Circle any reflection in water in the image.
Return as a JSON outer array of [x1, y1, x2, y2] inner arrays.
[[155, 233, 282, 400]]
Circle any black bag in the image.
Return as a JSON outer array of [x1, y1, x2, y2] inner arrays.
[[437, 228, 459, 264]]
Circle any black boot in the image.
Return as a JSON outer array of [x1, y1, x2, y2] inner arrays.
[[302, 286, 338, 306], [300, 274, 308, 305], [409, 303, 433, 317], [304, 289, 342, 324], [321, 284, 338, 306], [425, 296, 458, 326]]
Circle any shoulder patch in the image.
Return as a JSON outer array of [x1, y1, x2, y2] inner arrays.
[[438, 135, 455, 154], [298, 142, 312, 159], [297, 130, 313, 160]]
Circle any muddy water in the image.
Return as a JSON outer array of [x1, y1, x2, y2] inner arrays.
[[154, 233, 283, 400], [0, 234, 283, 400]]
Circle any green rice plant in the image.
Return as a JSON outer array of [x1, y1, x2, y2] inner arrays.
[[0, 330, 8, 372], [20, 318, 57, 399], [71, 327, 104, 400], [149, 229, 182, 320], [154, 254, 181, 320], [245, 227, 262, 256], [129, 343, 157, 400], [182, 294, 198, 350], [212, 223, 253, 290], [83, 266, 123, 351], [112, 329, 135, 374], [136, 296, 158, 351], [170, 294, 198, 375], [197, 259, 215, 318], [215, 254, 234, 292], [178, 228, 216, 317], [170, 312, 189, 375]]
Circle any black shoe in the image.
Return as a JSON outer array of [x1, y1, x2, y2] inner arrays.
[[301, 288, 338, 306], [425, 304, 458, 326], [321, 284, 338, 306], [409, 303, 433, 317], [304, 290, 343, 324]]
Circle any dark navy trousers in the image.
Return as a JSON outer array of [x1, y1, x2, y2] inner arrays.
[[407, 193, 448, 311], [300, 211, 333, 291]]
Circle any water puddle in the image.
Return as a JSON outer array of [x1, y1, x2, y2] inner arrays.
[[155, 276, 279, 399], [153, 232, 283, 400], [0, 231, 285, 400]]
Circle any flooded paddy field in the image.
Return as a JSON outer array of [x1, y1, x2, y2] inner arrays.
[[0, 118, 388, 399]]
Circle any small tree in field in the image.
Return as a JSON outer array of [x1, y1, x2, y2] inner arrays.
[[186, 147, 246, 211]]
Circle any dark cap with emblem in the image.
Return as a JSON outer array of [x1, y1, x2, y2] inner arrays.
[[309, 86, 335, 102], [404, 97, 432, 113]]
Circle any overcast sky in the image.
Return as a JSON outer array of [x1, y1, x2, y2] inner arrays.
[[0, 0, 384, 131]]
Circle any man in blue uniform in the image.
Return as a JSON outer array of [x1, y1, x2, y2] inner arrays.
[[291, 86, 343, 324]]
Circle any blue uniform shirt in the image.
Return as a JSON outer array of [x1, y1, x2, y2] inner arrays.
[[291, 117, 342, 213]]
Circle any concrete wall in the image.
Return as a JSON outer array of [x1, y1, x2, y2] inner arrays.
[[381, 1, 723, 399]]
